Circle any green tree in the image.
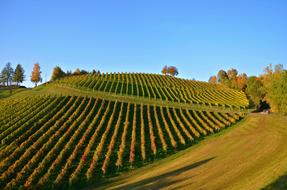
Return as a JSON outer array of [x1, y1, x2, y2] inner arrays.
[[267, 70, 287, 114], [1, 62, 14, 86], [51, 66, 66, 81], [13, 64, 25, 86], [246, 76, 265, 109], [262, 64, 287, 114]]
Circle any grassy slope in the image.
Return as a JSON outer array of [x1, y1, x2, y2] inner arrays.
[[91, 113, 287, 190], [0, 88, 30, 99]]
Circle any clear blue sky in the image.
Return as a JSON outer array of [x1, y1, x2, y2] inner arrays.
[[0, 0, 286, 87]]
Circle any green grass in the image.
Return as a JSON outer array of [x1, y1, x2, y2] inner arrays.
[[90, 113, 287, 190], [0, 88, 30, 99]]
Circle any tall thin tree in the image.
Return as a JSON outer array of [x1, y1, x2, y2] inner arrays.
[[1, 62, 14, 86], [31, 63, 42, 87]]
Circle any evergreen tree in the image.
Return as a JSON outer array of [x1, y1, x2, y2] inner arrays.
[[13, 64, 25, 86], [1, 62, 14, 86]]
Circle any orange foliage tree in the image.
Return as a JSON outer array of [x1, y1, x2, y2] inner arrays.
[[31, 63, 42, 87]]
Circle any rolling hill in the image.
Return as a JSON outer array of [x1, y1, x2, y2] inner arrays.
[[0, 73, 249, 189]]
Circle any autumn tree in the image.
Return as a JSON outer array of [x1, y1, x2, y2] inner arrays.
[[161, 66, 168, 75], [31, 63, 42, 87], [13, 64, 25, 86], [73, 68, 81, 75], [226, 68, 238, 88], [208, 76, 217, 84], [51, 66, 66, 81], [168, 66, 179, 76], [236, 73, 248, 91]]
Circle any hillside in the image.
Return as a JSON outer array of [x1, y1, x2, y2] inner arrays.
[[94, 114, 287, 190], [0, 88, 30, 99], [0, 73, 249, 189], [54, 73, 249, 108]]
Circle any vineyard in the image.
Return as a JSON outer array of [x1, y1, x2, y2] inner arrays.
[[54, 73, 249, 108], [0, 93, 245, 189]]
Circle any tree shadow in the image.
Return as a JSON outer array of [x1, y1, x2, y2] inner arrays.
[[262, 172, 287, 190], [109, 157, 215, 190]]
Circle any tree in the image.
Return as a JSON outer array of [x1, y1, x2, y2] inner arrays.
[[227, 68, 238, 80], [168, 66, 179, 76], [266, 70, 287, 114], [274, 64, 284, 73], [226, 68, 238, 88], [0, 72, 3, 86], [31, 63, 42, 87], [1, 68, 7, 86], [73, 68, 81, 75], [236, 73, 248, 91], [208, 76, 217, 84], [217, 70, 228, 83], [51, 66, 65, 81], [245, 76, 265, 109], [91, 69, 101, 75], [13, 64, 25, 86], [161, 66, 168, 75], [1, 62, 14, 86], [261, 64, 287, 114], [66, 70, 72, 76], [80, 70, 88, 75]]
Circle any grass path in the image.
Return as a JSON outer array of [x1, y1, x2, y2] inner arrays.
[[92, 114, 287, 190]]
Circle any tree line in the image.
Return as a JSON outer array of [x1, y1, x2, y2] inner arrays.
[[50, 66, 101, 81], [1, 63, 174, 88], [0, 63, 42, 88], [209, 64, 287, 114], [0, 63, 101, 88], [0, 63, 25, 87]]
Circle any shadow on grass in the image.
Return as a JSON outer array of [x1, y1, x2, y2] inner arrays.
[[262, 173, 287, 190], [100, 157, 215, 190]]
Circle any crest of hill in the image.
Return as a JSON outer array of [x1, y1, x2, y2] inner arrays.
[[52, 72, 249, 109]]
